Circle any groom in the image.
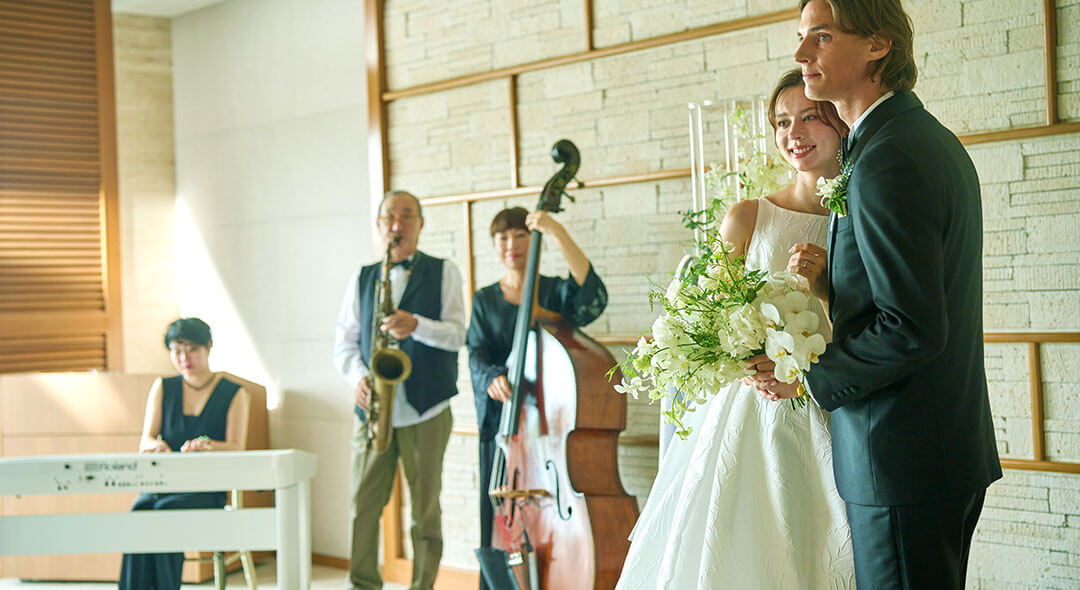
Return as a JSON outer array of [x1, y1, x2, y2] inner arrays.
[[750, 0, 1001, 587]]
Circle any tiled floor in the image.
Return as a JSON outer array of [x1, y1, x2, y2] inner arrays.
[[0, 560, 409, 589]]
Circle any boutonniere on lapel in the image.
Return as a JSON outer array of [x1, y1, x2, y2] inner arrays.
[[816, 160, 853, 217]]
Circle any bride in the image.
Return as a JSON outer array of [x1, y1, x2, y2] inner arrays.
[[615, 69, 856, 589]]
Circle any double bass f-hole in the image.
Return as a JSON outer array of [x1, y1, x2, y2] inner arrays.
[[545, 460, 572, 521]]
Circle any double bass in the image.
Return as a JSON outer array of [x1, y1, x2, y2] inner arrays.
[[486, 140, 638, 590]]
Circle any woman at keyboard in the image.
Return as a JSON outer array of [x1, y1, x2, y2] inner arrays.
[[119, 317, 251, 590]]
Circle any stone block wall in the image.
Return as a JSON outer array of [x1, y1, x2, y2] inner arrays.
[[913, 0, 1047, 133], [112, 14, 179, 375], [385, 0, 1080, 585], [1061, 0, 1080, 119], [387, 80, 512, 196], [383, 0, 586, 91]]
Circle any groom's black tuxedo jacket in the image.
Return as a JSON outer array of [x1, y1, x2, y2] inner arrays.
[[806, 92, 1001, 507]]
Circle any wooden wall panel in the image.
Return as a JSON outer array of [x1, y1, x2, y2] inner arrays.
[[0, 0, 123, 374]]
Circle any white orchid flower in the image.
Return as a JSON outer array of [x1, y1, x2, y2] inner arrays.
[[765, 327, 795, 360], [806, 333, 826, 362], [774, 354, 801, 383], [635, 336, 656, 356], [784, 309, 820, 337], [787, 290, 809, 309], [760, 302, 781, 328], [614, 375, 645, 399]]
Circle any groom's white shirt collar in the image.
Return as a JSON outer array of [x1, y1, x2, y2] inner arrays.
[[850, 90, 895, 136]]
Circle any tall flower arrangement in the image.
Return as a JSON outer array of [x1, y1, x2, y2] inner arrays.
[[703, 103, 791, 215], [610, 104, 820, 439]]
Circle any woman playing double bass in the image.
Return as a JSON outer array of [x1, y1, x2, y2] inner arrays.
[[466, 206, 607, 590]]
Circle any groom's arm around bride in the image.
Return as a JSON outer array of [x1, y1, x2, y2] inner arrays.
[[752, 1, 1001, 588]]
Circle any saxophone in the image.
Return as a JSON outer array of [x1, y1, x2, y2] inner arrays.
[[366, 235, 413, 451]]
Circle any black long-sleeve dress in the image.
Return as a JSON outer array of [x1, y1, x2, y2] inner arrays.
[[466, 265, 607, 576]]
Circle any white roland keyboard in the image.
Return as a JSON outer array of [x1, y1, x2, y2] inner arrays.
[[0, 449, 316, 588]]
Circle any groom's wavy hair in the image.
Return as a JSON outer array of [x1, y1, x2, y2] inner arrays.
[[800, 0, 918, 93], [768, 69, 849, 139]]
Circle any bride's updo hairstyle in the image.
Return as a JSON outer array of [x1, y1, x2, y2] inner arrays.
[[767, 68, 849, 138]]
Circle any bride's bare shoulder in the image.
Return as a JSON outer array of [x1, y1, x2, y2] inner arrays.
[[719, 199, 760, 256], [722, 198, 759, 228]]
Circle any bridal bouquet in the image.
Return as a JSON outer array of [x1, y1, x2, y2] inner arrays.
[[611, 241, 825, 439]]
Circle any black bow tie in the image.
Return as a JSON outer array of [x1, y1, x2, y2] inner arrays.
[[389, 257, 412, 271]]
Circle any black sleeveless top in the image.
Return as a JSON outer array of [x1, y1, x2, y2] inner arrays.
[[160, 375, 240, 453]]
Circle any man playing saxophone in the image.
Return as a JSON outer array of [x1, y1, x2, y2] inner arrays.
[[333, 190, 467, 590]]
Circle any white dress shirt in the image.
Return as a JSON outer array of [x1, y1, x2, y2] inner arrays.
[[333, 255, 466, 427], [849, 90, 895, 137]]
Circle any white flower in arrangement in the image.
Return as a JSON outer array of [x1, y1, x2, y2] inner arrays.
[[817, 162, 853, 217], [783, 311, 826, 365], [613, 375, 647, 399], [780, 289, 810, 314], [665, 276, 682, 306], [792, 331, 827, 369], [765, 327, 801, 383], [760, 302, 781, 329], [698, 271, 719, 292], [785, 308, 818, 336], [634, 335, 656, 358], [711, 240, 737, 257], [728, 303, 765, 357]]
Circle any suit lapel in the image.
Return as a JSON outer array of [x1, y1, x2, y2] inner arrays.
[[845, 92, 922, 165], [826, 92, 922, 323], [827, 212, 837, 321]]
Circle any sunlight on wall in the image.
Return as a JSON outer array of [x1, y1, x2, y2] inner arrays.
[[174, 196, 280, 410]]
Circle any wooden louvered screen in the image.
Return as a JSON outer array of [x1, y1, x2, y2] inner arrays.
[[0, 0, 123, 374]]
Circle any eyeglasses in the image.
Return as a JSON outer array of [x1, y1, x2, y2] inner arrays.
[[168, 342, 205, 355], [378, 214, 419, 226]]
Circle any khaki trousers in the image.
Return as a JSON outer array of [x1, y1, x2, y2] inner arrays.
[[349, 407, 453, 590]]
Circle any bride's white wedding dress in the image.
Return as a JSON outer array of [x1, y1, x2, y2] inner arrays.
[[617, 198, 855, 590]]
